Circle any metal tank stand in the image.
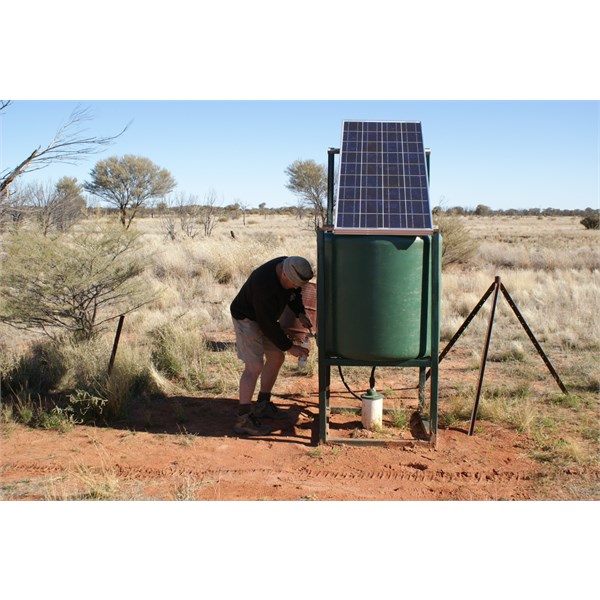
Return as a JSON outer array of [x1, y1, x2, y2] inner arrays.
[[315, 229, 441, 448]]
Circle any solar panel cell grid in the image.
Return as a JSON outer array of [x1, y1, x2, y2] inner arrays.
[[334, 120, 433, 234]]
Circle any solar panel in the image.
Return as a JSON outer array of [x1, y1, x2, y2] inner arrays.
[[333, 120, 433, 235]]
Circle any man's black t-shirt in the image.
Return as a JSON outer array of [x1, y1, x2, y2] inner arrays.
[[230, 257, 305, 351]]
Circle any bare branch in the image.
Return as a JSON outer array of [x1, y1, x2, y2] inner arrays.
[[0, 104, 130, 195]]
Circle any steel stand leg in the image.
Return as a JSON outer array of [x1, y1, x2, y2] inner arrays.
[[418, 367, 426, 413], [469, 276, 501, 436], [318, 362, 330, 444]]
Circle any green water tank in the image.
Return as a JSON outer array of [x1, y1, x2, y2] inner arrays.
[[324, 233, 437, 361]]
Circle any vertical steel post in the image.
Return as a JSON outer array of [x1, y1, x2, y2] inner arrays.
[[320, 148, 338, 442], [430, 230, 441, 442], [418, 367, 426, 412], [317, 228, 329, 443], [108, 315, 125, 375], [469, 276, 501, 436], [327, 148, 339, 227]]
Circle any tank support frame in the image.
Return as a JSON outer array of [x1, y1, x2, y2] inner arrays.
[[315, 230, 441, 447]]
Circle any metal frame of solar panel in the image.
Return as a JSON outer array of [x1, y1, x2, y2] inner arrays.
[[333, 120, 433, 235]]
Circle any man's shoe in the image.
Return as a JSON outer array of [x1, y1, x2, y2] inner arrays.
[[233, 413, 264, 436], [253, 400, 281, 419]]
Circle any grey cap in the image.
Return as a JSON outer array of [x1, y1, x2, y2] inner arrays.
[[282, 256, 314, 287]]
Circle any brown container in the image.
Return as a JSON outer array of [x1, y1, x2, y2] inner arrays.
[[279, 281, 317, 343]]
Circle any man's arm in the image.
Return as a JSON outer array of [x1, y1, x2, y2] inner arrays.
[[288, 288, 312, 330]]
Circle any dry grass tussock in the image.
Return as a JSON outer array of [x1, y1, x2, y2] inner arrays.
[[134, 215, 317, 335], [441, 216, 598, 353]]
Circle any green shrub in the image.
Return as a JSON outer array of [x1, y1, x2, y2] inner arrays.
[[67, 389, 108, 423], [15, 399, 35, 425], [7, 391, 76, 433], [433, 212, 479, 267], [37, 406, 77, 433], [0, 226, 150, 340], [580, 214, 599, 230]]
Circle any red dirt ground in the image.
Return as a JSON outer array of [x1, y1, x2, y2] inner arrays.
[[0, 418, 539, 501], [1, 350, 560, 501]]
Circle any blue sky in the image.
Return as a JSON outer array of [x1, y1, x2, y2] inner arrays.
[[1, 100, 598, 211], [3, 4, 598, 213]]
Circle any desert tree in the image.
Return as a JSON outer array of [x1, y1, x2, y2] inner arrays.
[[0, 103, 128, 197], [29, 181, 57, 235], [159, 194, 178, 241], [177, 192, 202, 239], [0, 181, 29, 230], [0, 225, 152, 341], [26, 177, 86, 235], [53, 176, 87, 230], [160, 192, 203, 240], [285, 159, 327, 230], [474, 204, 492, 217], [84, 155, 176, 229], [0, 177, 85, 233], [199, 189, 219, 237], [238, 199, 250, 226]]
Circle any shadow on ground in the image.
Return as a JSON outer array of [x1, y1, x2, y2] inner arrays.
[[108, 394, 319, 446]]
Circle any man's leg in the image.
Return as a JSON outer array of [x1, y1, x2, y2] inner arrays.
[[233, 361, 264, 435], [254, 349, 285, 417], [239, 361, 263, 406], [232, 317, 265, 435], [260, 349, 285, 394]]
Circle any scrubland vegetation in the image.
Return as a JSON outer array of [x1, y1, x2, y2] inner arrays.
[[0, 212, 318, 422], [1, 210, 598, 498]]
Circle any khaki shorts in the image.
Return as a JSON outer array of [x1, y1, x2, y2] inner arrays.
[[232, 317, 284, 364]]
